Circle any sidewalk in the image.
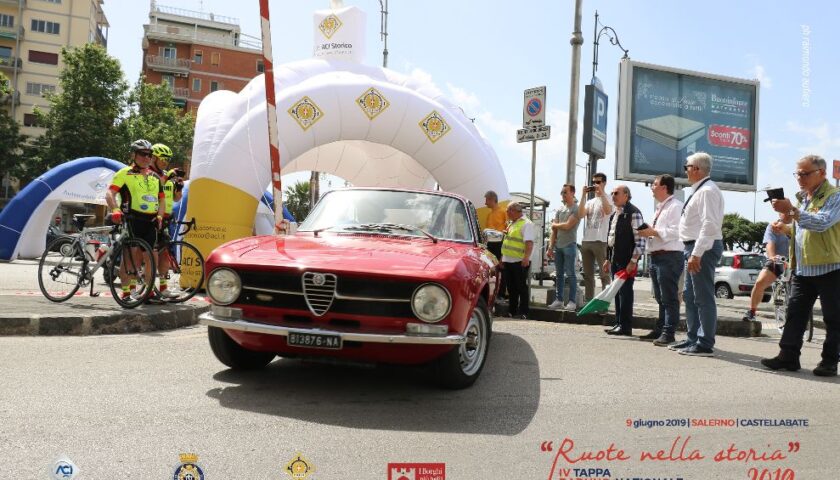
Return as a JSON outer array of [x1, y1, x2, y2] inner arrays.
[[0, 292, 209, 335]]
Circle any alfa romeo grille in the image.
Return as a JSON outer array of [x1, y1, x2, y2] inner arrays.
[[302, 272, 337, 316]]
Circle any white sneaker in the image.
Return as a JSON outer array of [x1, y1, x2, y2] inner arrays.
[[548, 299, 564, 309], [160, 287, 180, 299], [563, 301, 577, 311]]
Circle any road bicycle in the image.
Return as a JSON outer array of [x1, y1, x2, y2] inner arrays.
[[770, 256, 814, 342], [150, 217, 204, 303], [38, 213, 156, 308]]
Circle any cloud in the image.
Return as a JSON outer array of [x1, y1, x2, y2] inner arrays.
[[445, 82, 481, 113], [785, 121, 840, 155], [750, 64, 772, 89]]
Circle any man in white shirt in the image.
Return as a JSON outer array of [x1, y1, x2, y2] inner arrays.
[[671, 152, 724, 357], [501, 202, 535, 319], [578, 172, 614, 301], [638, 174, 684, 345]]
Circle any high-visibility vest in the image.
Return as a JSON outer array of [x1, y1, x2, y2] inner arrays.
[[501, 217, 529, 259]]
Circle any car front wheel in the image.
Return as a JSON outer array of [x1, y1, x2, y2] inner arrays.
[[433, 297, 491, 389], [715, 282, 733, 299], [207, 326, 275, 370]]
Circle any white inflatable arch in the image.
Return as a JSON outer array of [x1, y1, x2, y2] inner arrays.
[[184, 58, 509, 256]]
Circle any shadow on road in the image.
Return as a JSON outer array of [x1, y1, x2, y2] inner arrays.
[[713, 344, 839, 384], [205, 332, 540, 435]]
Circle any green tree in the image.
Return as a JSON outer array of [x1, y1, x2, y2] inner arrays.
[[284, 180, 311, 222], [122, 77, 194, 167], [722, 213, 767, 253], [35, 44, 129, 173], [0, 72, 24, 183]]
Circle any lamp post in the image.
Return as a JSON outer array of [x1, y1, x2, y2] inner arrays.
[[565, 0, 583, 187], [587, 11, 629, 193]]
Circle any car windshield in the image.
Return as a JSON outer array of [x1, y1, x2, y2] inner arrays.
[[299, 190, 474, 243]]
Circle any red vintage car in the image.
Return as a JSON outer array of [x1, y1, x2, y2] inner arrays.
[[199, 188, 500, 388]]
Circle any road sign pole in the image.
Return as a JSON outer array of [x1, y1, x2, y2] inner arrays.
[[530, 140, 537, 221]]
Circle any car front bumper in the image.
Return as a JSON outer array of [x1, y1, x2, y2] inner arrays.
[[199, 306, 466, 346]]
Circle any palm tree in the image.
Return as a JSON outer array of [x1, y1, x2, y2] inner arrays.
[[284, 180, 311, 222]]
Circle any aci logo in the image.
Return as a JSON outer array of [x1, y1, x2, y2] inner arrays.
[[387, 463, 445, 480], [173, 453, 205, 480], [284, 452, 315, 480], [51, 457, 78, 479]]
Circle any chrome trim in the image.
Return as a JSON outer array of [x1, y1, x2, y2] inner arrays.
[[302, 272, 337, 316], [242, 285, 410, 303], [199, 312, 465, 345]]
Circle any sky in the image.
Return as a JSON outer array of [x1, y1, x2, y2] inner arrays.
[[102, 0, 840, 226]]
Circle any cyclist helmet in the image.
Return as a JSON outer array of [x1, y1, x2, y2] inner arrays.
[[151, 143, 173, 160], [130, 139, 152, 152]]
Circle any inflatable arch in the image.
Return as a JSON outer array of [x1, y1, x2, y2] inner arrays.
[[184, 58, 510, 258], [0, 157, 124, 261]]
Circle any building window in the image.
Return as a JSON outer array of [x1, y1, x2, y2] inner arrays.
[[42, 0, 62, 3], [161, 47, 177, 59], [23, 113, 40, 127], [192, 78, 201, 92], [193, 50, 203, 64], [0, 46, 11, 59], [29, 50, 59, 65], [256, 60, 264, 73], [31, 19, 60, 35], [0, 14, 13, 28], [210, 81, 219, 92], [25, 82, 56, 96], [211, 52, 220, 66], [161, 74, 174, 89]]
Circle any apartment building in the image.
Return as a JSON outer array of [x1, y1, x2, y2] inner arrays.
[[141, 2, 263, 116], [0, 0, 108, 138]]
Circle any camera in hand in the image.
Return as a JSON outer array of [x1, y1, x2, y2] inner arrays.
[[636, 222, 650, 231], [763, 187, 784, 203]]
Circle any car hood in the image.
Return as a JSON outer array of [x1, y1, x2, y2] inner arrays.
[[213, 234, 468, 277]]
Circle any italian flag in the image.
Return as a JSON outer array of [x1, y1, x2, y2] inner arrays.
[[577, 268, 634, 315]]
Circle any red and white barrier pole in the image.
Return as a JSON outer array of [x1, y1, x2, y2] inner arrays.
[[259, 0, 285, 233]]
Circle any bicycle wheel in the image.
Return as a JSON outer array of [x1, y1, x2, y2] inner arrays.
[[154, 240, 204, 303], [772, 282, 786, 333], [38, 237, 86, 302], [107, 237, 156, 309]]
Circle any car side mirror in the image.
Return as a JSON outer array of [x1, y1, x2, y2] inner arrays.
[[482, 228, 504, 247]]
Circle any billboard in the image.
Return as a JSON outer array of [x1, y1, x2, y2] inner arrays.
[[616, 59, 759, 192]]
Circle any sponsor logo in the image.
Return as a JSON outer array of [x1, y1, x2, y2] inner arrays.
[[51, 457, 78, 479], [357, 87, 390, 120], [319, 14, 343, 39], [284, 452, 315, 480], [387, 463, 446, 480], [288, 96, 324, 131], [707, 124, 751, 150], [173, 453, 205, 480], [142, 194, 157, 202], [419, 111, 451, 144]]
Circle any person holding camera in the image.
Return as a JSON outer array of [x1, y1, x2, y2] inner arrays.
[[603, 185, 646, 336], [578, 172, 613, 302], [762, 154, 840, 377]]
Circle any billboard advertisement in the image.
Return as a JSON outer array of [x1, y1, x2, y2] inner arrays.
[[616, 59, 759, 192]]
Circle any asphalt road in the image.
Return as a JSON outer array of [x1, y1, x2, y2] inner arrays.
[[1, 319, 835, 478]]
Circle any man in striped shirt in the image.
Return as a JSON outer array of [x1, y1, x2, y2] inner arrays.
[[763, 155, 840, 377]]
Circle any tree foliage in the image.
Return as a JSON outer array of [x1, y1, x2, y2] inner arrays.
[[722, 213, 768, 253], [35, 44, 129, 173], [122, 78, 194, 167], [0, 72, 24, 182], [284, 181, 312, 222]]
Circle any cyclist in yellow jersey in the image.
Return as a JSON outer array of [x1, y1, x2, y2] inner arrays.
[[149, 143, 185, 298], [105, 139, 165, 299]]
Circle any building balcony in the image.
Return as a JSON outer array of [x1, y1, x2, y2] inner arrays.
[[0, 90, 20, 106], [153, 4, 238, 26], [143, 23, 261, 51], [171, 87, 190, 100], [145, 54, 192, 74], [0, 0, 25, 7], [0, 24, 23, 41], [0, 55, 21, 71]]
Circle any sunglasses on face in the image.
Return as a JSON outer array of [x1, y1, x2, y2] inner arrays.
[[592, 180, 603, 184], [683, 164, 698, 171], [136, 151, 152, 158]]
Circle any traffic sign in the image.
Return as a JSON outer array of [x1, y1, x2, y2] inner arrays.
[[517, 125, 551, 143], [523, 86, 546, 128]]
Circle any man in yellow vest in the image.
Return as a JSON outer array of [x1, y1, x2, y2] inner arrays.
[[501, 202, 535, 319], [763, 154, 840, 377]]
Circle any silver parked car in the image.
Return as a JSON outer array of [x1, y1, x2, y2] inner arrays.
[[714, 251, 770, 300]]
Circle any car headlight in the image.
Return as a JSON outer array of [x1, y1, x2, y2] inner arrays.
[[411, 283, 451, 323], [207, 268, 241, 305]]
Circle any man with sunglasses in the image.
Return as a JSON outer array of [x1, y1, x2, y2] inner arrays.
[[105, 139, 166, 300], [762, 155, 840, 377], [149, 143, 185, 299], [671, 152, 724, 357], [603, 185, 646, 336], [578, 172, 613, 302]]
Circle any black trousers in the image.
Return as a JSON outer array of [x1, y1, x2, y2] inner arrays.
[[780, 269, 840, 363], [504, 261, 530, 316], [487, 242, 507, 298], [611, 262, 636, 332]]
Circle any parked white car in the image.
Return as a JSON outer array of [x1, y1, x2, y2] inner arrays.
[[714, 251, 771, 300]]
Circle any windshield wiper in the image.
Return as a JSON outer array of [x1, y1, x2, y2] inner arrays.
[[346, 223, 438, 243], [312, 225, 337, 237]]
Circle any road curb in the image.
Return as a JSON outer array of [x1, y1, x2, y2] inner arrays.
[[0, 304, 210, 336]]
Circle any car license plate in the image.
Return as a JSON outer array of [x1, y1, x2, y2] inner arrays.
[[287, 332, 342, 350], [750, 274, 757, 281]]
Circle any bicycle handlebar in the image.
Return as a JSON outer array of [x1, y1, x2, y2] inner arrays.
[[174, 217, 197, 236]]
